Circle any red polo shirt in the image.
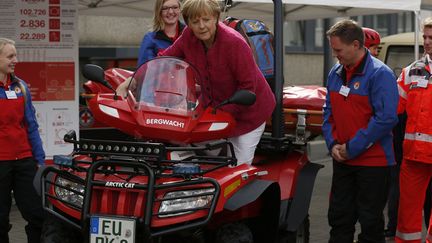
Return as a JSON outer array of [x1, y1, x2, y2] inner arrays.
[[0, 75, 33, 161], [344, 52, 366, 82]]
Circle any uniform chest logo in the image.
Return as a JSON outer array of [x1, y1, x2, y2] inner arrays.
[[353, 81, 360, 90], [14, 86, 21, 94]]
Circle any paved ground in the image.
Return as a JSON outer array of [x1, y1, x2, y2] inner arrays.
[[8, 159, 425, 242], [9, 205, 27, 243]]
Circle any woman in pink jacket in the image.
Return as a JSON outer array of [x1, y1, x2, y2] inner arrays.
[[162, 0, 275, 165]]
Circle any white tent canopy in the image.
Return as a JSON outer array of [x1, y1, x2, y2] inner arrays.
[[78, 0, 422, 18], [78, 0, 153, 17], [233, 0, 420, 11], [230, 0, 421, 20]]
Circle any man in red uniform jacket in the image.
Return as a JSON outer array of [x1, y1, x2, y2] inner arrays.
[[396, 17, 432, 243], [323, 19, 398, 243]]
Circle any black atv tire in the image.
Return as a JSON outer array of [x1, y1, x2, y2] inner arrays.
[[279, 216, 310, 243], [215, 222, 254, 243], [40, 215, 82, 243]]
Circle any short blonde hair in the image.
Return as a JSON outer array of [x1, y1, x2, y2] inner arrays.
[[0, 37, 15, 55], [153, 0, 181, 31], [181, 0, 221, 24], [423, 17, 432, 30], [326, 19, 364, 48]]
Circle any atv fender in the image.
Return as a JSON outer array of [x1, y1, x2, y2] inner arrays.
[[284, 162, 323, 232], [224, 179, 277, 211]]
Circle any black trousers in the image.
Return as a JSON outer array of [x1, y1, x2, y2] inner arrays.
[[328, 161, 390, 243], [0, 158, 44, 243], [386, 164, 399, 232], [386, 113, 404, 232]]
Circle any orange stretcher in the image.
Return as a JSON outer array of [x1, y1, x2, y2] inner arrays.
[[266, 85, 326, 143]]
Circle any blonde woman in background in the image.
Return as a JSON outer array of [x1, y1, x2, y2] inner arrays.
[[137, 0, 185, 67], [0, 37, 45, 243]]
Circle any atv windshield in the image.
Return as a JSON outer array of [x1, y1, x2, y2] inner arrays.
[[128, 57, 199, 115]]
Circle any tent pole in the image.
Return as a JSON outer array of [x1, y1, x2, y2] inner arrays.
[[323, 18, 333, 86], [415, 10, 420, 60], [271, 0, 285, 142]]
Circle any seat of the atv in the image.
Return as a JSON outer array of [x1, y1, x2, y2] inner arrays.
[[265, 85, 326, 144]]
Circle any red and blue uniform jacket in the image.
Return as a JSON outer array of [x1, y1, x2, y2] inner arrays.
[[0, 75, 45, 165], [322, 51, 398, 166], [137, 22, 185, 67]]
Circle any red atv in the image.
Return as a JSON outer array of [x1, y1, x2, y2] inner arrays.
[[35, 1, 326, 242], [36, 56, 323, 243]]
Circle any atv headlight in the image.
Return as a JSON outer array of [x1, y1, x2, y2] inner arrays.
[[159, 188, 215, 217], [54, 177, 85, 208]]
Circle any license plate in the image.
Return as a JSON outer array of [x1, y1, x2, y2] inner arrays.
[[90, 216, 136, 243]]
